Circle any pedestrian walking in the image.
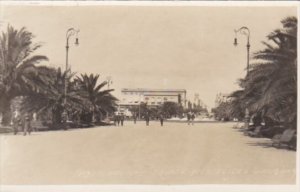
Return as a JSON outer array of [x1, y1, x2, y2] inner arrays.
[[187, 112, 191, 125], [120, 114, 124, 126], [12, 114, 21, 135], [191, 113, 195, 125], [23, 113, 32, 136], [133, 114, 137, 124], [113, 114, 117, 126], [159, 114, 164, 126], [145, 112, 150, 126], [117, 114, 120, 126]]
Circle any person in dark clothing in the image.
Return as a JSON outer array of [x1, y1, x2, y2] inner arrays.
[[113, 114, 117, 126], [159, 114, 164, 126], [120, 114, 124, 126], [133, 114, 137, 124], [23, 113, 32, 136], [187, 112, 191, 125], [12, 114, 22, 135], [117, 115, 120, 126], [145, 113, 150, 126], [191, 113, 195, 125]]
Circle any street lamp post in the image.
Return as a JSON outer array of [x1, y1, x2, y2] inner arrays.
[[63, 28, 79, 122], [104, 76, 113, 119], [234, 26, 250, 129], [138, 93, 144, 120]]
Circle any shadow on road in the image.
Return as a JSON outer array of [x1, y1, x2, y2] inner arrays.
[[232, 127, 246, 133], [246, 141, 296, 151], [0, 133, 41, 136], [246, 141, 273, 148]]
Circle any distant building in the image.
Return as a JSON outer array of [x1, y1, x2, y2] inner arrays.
[[119, 88, 187, 108]]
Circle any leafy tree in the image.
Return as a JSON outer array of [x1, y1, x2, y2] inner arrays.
[[128, 105, 139, 117], [160, 101, 183, 118], [139, 102, 150, 118], [212, 102, 232, 121]]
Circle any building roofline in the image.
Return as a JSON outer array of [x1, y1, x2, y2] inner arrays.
[[121, 88, 186, 93], [144, 94, 183, 96]]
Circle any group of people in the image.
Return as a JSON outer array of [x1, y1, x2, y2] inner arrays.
[[144, 112, 164, 126], [113, 114, 125, 126], [114, 112, 165, 127], [113, 112, 197, 127], [9, 111, 197, 134], [12, 112, 33, 136]]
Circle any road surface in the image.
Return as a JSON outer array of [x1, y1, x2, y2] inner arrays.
[[0, 121, 296, 184]]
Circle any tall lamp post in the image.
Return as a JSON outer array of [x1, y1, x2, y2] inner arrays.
[[63, 28, 79, 121], [234, 26, 250, 129], [104, 76, 112, 119]]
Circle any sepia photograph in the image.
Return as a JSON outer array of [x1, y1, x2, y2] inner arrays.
[[0, 1, 299, 192]]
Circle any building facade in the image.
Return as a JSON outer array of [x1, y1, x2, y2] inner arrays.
[[119, 88, 187, 108]]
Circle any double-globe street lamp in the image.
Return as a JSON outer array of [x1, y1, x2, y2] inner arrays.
[[234, 26, 250, 129], [63, 28, 80, 123]]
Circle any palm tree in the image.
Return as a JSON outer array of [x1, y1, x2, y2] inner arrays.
[[75, 74, 117, 123], [0, 25, 48, 125], [230, 17, 297, 127], [22, 67, 86, 127]]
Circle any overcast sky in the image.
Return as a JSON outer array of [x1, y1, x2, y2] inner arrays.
[[0, 4, 297, 109]]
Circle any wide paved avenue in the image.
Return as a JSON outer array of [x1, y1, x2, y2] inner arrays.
[[0, 121, 296, 184]]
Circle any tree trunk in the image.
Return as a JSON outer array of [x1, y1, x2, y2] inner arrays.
[[0, 96, 12, 126], [92, 110, 95, 123], [52, 107, 63, 129]]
